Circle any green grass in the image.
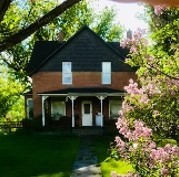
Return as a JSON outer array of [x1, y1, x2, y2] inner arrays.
[[92, 136, 133, 177], [0, 134, 80, 177], [0, 134, 133, 177]]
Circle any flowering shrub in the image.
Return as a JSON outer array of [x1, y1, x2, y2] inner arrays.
[[120, 23, 179, 140], [111, 6, 179, 176], [111, 116, 179, 177]]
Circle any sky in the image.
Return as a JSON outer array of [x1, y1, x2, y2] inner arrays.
[[92, 0, 148, 31]]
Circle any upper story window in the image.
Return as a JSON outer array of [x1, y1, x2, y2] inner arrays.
[[102, 62, 111, 84], [62, 62, 72, 84]]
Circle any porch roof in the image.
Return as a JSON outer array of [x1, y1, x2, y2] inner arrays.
[[38, 87, 125, 96]]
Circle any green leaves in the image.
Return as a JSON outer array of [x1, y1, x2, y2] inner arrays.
[[0, 69, 25, 120]]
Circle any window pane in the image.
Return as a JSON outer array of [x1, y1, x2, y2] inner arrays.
[[51, 101, 66, 120], [63, 73, 72, 84], [102, 62, 111, 84], [27, 99, 33, 119], [110, 100, 122, 119], [102, 62, 111, 73], [28, 100, 33, 109], [102, 73, 111, 84], [84, 104, 90, 114], [62, 62, 72, 84], [63, 62, 71, 73]]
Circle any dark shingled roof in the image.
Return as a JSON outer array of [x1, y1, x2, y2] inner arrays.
[[27, 41, 64, 73], [38, 87, 124, 95], [27, 26, 133, 75]]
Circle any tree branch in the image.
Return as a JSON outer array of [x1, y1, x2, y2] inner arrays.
[[147, 63, 179, 80], [0, 0, 12, 23], [0, 0, 81, 52]]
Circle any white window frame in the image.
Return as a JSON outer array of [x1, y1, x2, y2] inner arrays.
[[51, 101, 66, 120], [102, 62, 111, 84], [62, 62, 72, 84], [26, 98, 33, 119], [109, 99, 122, 119]]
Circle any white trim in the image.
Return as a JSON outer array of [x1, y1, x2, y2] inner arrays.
[[38, 94, 67, 96], [97, 96, 106, 127], [62, 62, 72, 85], [68, 96, 78, 127], [38, 93, 125, 97], [102, 62, 111, 84], [42, 96, 49, 126]]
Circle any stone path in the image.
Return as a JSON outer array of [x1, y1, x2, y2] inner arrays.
[[70, 136, 102, 177]]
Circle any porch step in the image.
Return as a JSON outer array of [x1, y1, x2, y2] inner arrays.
[[72, 127, 102, 136]]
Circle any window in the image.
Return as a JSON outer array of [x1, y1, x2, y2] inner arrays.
[[84, 104, 90, 114], [109, 100, 122, 119], [62, 62, 72, 84], [51, 101, 66, 120], [27, 98, 33, 119], [102, 62, 111, 84]]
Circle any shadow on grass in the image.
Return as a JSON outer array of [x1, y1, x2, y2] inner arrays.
[[0, 134, 80, 177]]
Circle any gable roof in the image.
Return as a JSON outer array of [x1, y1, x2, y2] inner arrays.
[[26, 41, 63, 73], [27, 26, 132, 75]]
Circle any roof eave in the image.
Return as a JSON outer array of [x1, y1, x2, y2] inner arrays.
[[38, 92, 125, 97]]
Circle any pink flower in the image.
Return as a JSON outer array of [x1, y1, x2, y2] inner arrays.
[[115, 136, 126, 152], [148, 142, 156, 149], [154, 5, 167, 15], [130, 45, 137, 53], [124, 79, 141, 94], [150, 148, 170, 162], [133, 28, 146, 40], [139, 94, 150, 104], [160, 167, 169, 176]]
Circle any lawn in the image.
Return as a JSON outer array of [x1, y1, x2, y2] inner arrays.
[[0, 134, 80, 177], [0, 133, 133, 177]]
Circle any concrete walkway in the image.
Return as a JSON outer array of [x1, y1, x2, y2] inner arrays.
[[70, 136, 102, 177]]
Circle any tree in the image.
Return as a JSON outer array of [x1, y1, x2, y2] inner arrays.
[[118, 6, 179, 140], [145, 6, 179, 55], [0, 0, 82, 52], [0, 66, 25, 122], [0, 0, 123, 88]]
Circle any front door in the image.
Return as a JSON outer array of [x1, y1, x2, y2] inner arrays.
[[82, 101, 92, 126]]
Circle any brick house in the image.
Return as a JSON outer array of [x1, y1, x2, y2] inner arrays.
[[25, 26, 136, 128]]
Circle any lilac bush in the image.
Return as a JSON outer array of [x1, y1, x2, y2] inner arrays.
[[111, 7, 179, 176], [112, 115, 179, 177]]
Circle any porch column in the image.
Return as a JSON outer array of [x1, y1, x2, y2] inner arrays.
[[68, 96, 78, 127], [42, 96, 48, 126], [97, 96, 106, 127]]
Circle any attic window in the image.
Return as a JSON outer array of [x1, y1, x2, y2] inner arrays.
[[102, 62, 111, 84], [62, 62, 72, 84]]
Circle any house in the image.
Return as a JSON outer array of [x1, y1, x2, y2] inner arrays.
[[25, 26, 136, 129]]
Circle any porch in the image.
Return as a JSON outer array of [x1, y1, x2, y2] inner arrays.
[[38, 87, 124, 129]]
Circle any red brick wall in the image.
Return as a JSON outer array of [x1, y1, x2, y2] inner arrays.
[[32, 72, 137, 117]]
